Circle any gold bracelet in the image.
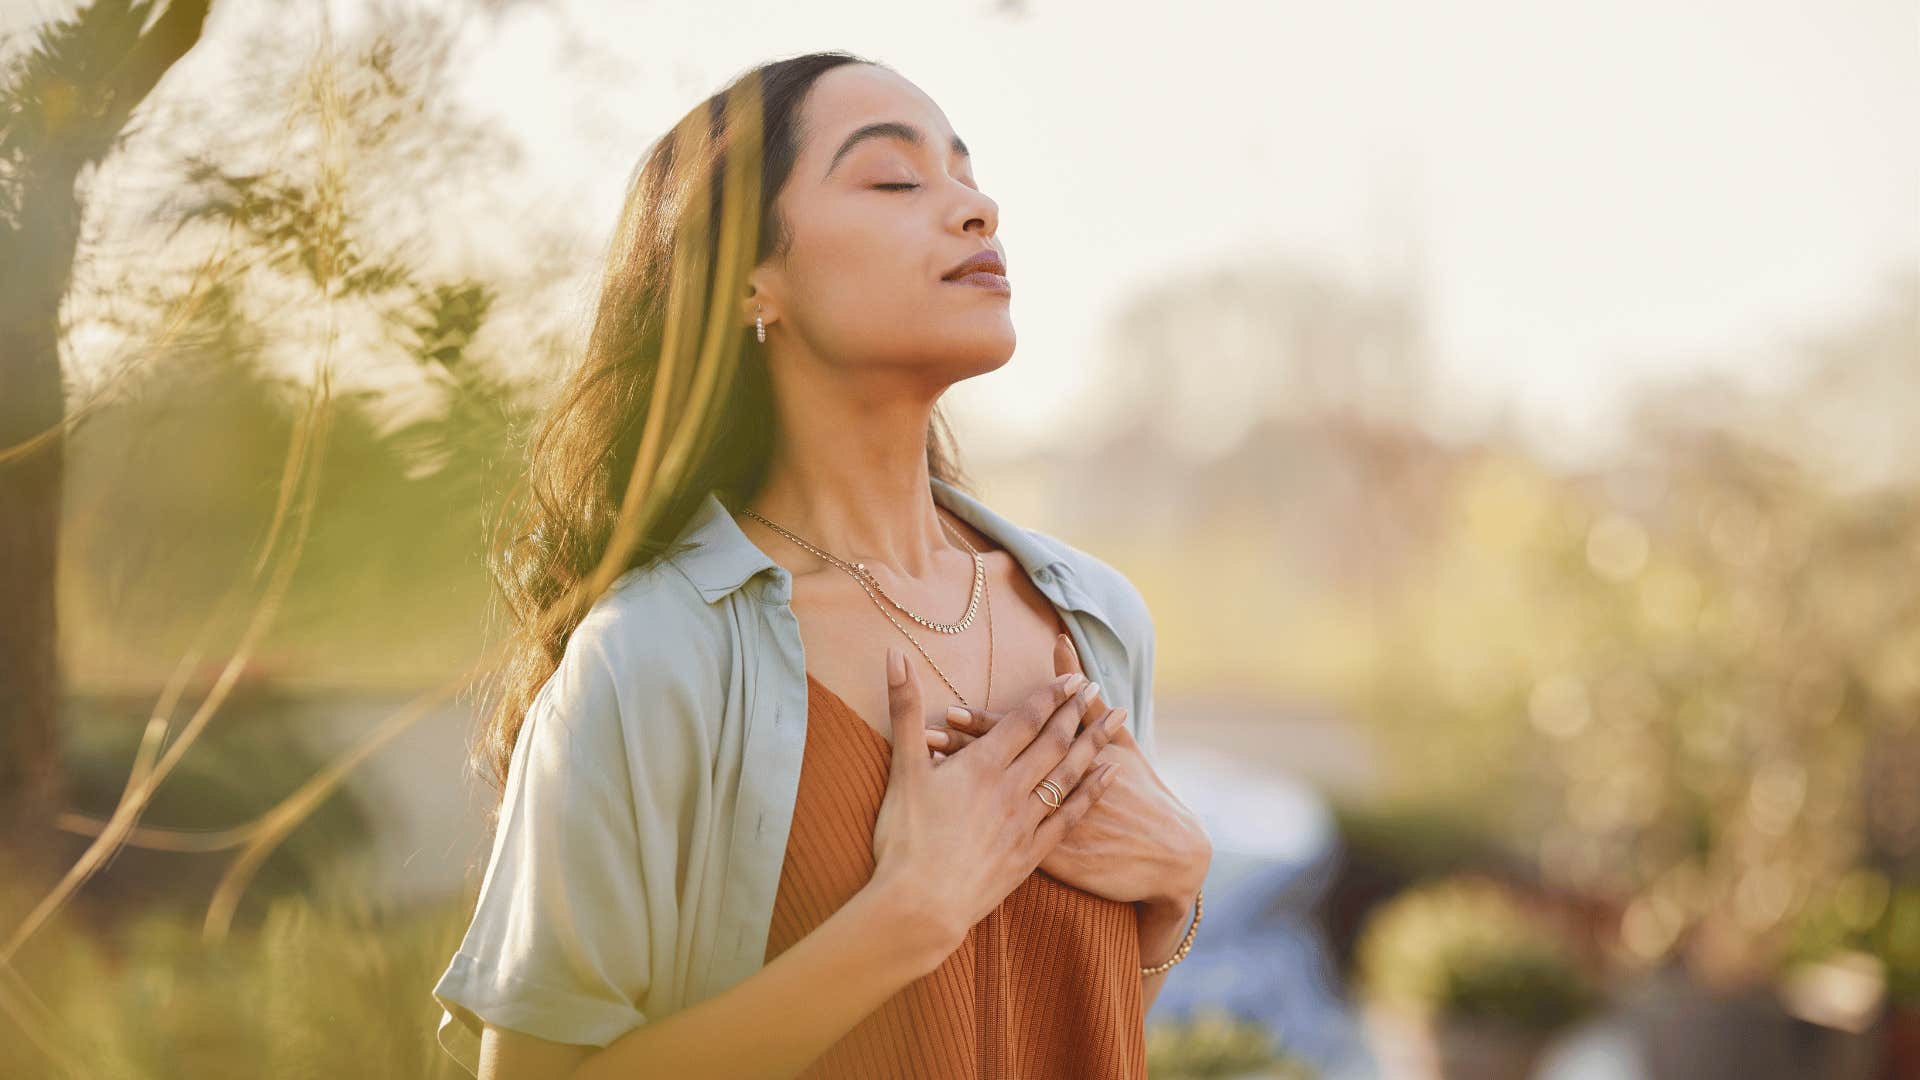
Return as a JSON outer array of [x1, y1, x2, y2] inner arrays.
[[1139, 887, 1203, 977]]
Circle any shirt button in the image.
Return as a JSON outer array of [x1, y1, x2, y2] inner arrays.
[[1035, 567, 1052, 582]]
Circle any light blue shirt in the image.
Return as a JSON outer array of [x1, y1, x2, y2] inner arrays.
[[431, 474, 1158, 1075]]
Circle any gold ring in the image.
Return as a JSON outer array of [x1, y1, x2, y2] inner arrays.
[[1035, 778, 1065, 809]]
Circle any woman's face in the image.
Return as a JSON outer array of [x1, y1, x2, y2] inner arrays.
[[752, 64, 1013, 383]]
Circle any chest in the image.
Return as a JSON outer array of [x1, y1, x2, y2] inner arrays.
[[789, 548, 1076, 747]]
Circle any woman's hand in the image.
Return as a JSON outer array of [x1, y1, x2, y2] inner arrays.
[[868, 646, 1122, 965], [926, 634, 1212, 914]]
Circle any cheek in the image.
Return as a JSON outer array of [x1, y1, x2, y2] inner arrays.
[[830, 224, 921, 290], [776, 205, 1011, 362], [799, 200, 922, 278], [791, 223, 931, 323]]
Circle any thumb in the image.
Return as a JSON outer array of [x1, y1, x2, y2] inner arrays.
[[884, 647, 928, 780], [1054, 631, 1084, 679]]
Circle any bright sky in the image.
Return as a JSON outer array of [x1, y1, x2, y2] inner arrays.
[[17, 0, 1918, 466], [442, 0, 1919, 465]]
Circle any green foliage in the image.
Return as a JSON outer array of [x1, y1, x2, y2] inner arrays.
[[0, 0, 160, 198], [59, 687, 375, 914], [1785, 873, 1920, 1005], [1356, 876, 1601, 1033], [174, 158, 418, 296], [2, 873, 475, 1079], [59, 280, 527, 688], [5, 7, 576, 1072], [1355, 411, 1920, 980], [1146, 1009, 1314, 1079], [46, 0, 545, 692], [1328, 795, 1524, 883]]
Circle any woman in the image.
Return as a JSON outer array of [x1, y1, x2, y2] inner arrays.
[[431, 50, 1212, 1079]]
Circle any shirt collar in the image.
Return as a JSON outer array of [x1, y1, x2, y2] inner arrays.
[[668, 476, 1076, 608]]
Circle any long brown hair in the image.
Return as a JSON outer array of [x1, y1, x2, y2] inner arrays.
[[470, 51, 974, 808]]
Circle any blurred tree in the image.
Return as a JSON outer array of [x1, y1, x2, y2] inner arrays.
[[1101, 255, 1434, 459], [1353, 266, 1920, 993], [0, 0, 211, 874], [55, 2, 540, 688], [1, 0, 545, 961]]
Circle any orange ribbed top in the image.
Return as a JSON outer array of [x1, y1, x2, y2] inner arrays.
[[763, 670, 1148, 1079]]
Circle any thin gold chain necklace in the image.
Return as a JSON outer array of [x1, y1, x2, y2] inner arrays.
[[745, 507, 985, 633], [740, 504, 993, 708]]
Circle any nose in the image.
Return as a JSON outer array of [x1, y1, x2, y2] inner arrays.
[[952, 184, 999, 240]]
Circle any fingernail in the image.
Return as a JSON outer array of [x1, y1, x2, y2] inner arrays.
[[1077, 680, 1100, 704], [887, 648, 905, 687], [927, 730, 949, 748], [945, 705, 970, 725], [933, 750, 947, 762], [1103, 708, 1125, 735], [1062, 672, 1088, 696]]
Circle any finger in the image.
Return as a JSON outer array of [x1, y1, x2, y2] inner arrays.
[[1052, 635, 1110, 734], [980, 671, 1086, 765], [1054, 632, 1083, 679], [1023, 695, 1123, 832], [955, 690, 1102, 738], [1079, 693, 1114, 736], [944, 704, 1002, 734], [885, 647, 928, 782], [1032, 761, 1121, 852], [1011, 675, 1102, 785], [925, 725, 980, 753]]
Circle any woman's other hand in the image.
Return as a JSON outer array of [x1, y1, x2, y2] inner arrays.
[[927, 633, 1211, 915], [867, 645, 1120, 965]]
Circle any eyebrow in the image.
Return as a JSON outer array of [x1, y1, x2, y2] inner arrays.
[[823, 121, 970, 180]]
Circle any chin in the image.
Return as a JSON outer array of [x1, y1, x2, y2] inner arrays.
[[903, 319, 1015, 378], [917, 343, 1012, 385], [968, 347, 1015, 377], [951, 331, 1017, 375]]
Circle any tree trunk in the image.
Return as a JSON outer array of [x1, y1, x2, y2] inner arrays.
[[0, 0, 212, 881]]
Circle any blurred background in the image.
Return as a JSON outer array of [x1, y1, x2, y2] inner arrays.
[[0, 0, 1914, 1077]]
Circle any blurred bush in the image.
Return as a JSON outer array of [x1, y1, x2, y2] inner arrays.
[[2, 870, 473, 1079], [1356, 875, 1601, 1032], [56, 680, 375, 924], [1147, 1007, 1316, 1079], [1326, 268, 1920, 992], [1785, 873, 1920, 1007]]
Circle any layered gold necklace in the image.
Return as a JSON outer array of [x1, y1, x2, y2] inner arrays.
[[740, 504, 993, 708]]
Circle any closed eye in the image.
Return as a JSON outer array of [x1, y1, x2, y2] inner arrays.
[[872, 182, 919, 191]]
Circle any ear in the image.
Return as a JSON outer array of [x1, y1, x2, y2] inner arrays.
[[739, 291, 769, 330], [742, 269, 782, 329]]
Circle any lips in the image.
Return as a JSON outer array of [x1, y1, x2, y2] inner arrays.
[[942, 249, 1007, 281]]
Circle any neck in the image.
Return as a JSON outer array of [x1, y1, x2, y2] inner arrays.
[[745, 361, 958, 580]]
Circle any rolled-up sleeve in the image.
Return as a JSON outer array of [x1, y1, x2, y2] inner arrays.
[[432, 630, 658, 1075]]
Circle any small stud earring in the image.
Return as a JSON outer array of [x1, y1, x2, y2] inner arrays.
[[755, 310, 766, 344]]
